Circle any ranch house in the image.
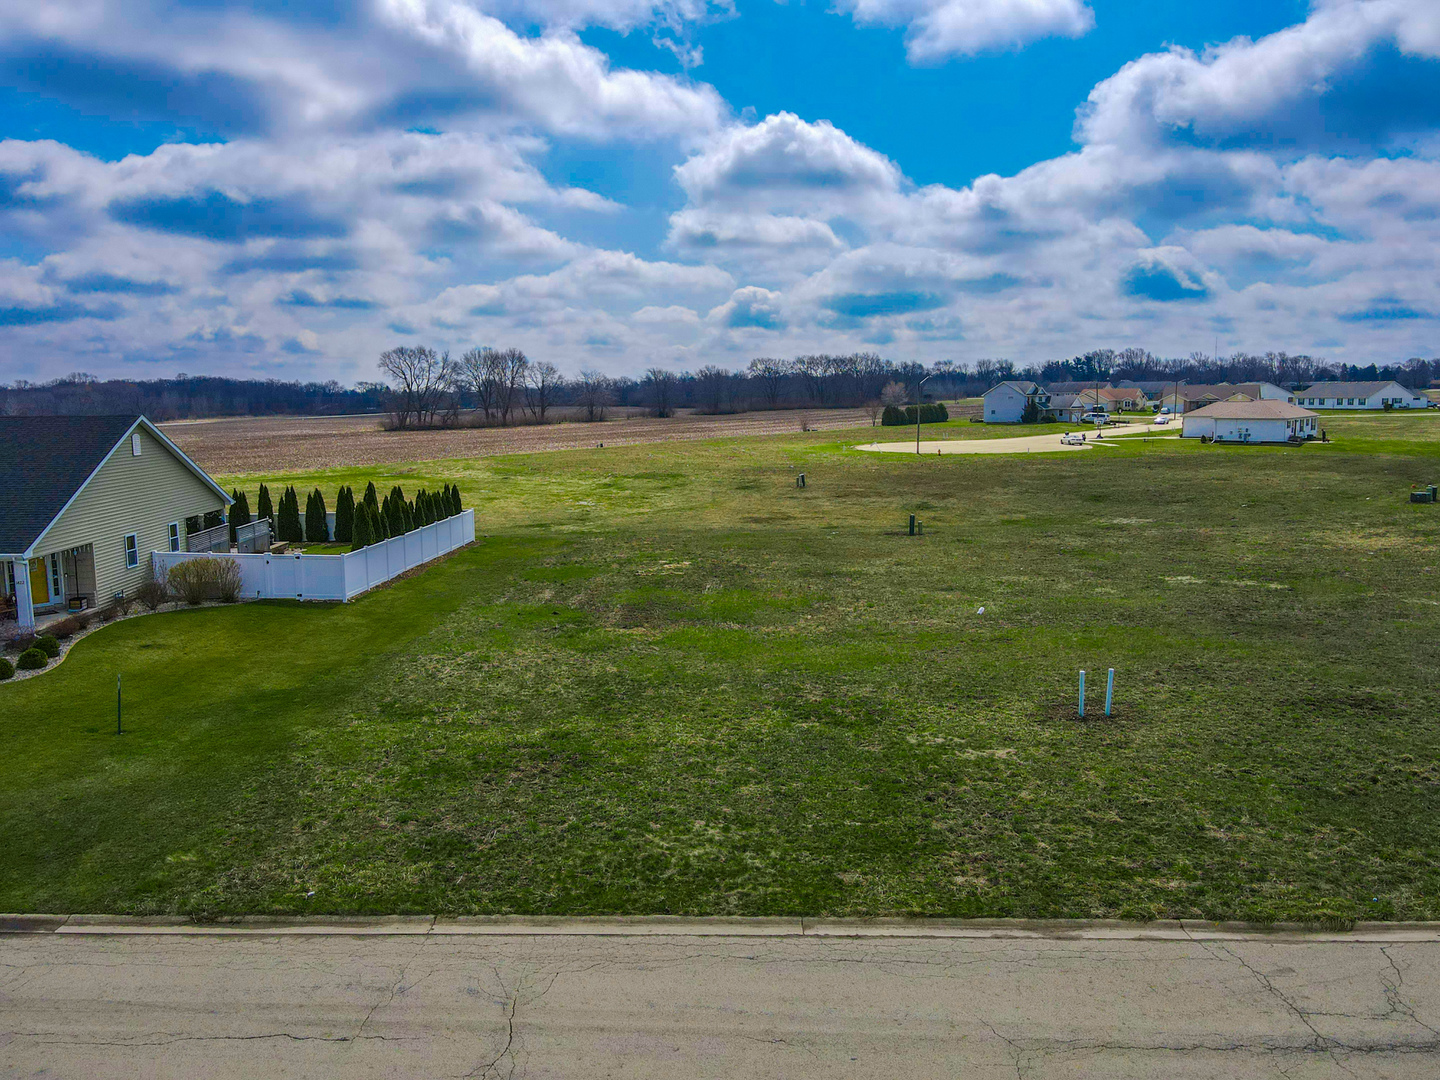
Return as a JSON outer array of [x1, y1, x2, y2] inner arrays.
[[1295, 381, 1428, 410], [1180, 400, 1320, 443], [1, 415, 231, 632]]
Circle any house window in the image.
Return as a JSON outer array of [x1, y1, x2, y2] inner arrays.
[[168, 522, 181, 552], [124, 533, 139, 569], [49, 554, 62, 598], [132, 433, 142, 456]]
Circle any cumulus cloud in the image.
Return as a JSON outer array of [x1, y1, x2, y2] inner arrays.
[[830, 0, 1092, 62], [0, 0, 728, 142], [1080, 0, 1440, 153]]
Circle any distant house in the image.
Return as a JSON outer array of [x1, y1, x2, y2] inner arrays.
[[983, 381, 1050, 423], [1156, 382, 1294, 413], [1116, 379, 1171, 400], [1, 415, 231, 631], [1048, 392, 1085, 423], [1296, 381, 1428, 410], [1074, 386, 1149, 413], [1180, 400, 1319, 443]]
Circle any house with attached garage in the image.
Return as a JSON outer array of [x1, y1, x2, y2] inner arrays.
[[1, 415, 231, 632], [982, 381, 1050, 422], [1295, 381, 1429, 410]]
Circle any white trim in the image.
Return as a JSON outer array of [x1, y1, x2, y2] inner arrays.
[[24, 416, 233, 559], [124, 532, 139, 570], [168, 521, 182, 553]]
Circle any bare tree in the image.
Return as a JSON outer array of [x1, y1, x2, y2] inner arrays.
[[863, 401, 883, 426], [576, 369, 613, 422], [378, 346, 454, 429], [880, 381, 907, 407], [498, 348, 529, 425], [747, 357, 791, 410], [525, 361, 562, 423], [644, 367, 679, 417], [794, 355, 831, 405], [458, 347, 511, 423]]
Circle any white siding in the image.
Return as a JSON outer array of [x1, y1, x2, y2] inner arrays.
[[983, 385, 1027, 423]]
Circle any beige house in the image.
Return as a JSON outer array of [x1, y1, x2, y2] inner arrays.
[[2, 415, 230, 631]]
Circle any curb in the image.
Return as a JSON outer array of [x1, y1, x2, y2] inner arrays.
[[5, 915, 1440, 942]]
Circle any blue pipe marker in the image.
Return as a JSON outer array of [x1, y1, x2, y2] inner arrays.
[[1105, 668, 1115, 716], [1078, 670, 1086, 718]]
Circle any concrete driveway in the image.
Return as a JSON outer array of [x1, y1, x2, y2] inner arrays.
[[856, 420, 1179, 455], [4, 918, 1440, 1078]]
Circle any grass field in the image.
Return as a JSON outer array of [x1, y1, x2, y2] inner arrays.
[[4, 412, 1440, 920]]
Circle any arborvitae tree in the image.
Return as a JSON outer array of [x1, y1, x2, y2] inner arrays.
[[386, 486, 408, 536], [362, 481, 380, 525], [280, 486, 303, 543], [257, 483, 273, 524], [351, 502, 374, 550], [449, 484, 462, 515], [419, 490, 434, 526], [334, 486, 355, 543], [306, 488, 328, 542]]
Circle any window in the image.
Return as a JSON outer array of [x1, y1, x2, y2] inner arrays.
[[168, 522, 181, 553], [124, 533, 139, 569], [49, 554, 61, 598], [131, 433, 142, 456]]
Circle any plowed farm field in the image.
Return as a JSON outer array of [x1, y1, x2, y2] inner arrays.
[[162, 407, 902, 473]]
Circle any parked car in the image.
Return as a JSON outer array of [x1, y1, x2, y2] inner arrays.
[[1060, 432, 1087, 445], [1081, 411, 1110, 424], [1158, 405, 1173, 414], [1152, 414, 1171, 425]]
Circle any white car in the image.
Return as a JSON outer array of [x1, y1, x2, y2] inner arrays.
[[1060, 432, 1087, 445], [1152, 414, 1171, 425], [1080, 411, 1110, 424]]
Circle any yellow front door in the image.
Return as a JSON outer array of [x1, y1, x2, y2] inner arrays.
[[28, 558, 50, 604]]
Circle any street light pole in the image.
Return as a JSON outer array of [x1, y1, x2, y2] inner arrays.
[[916, 373, 933, 455]]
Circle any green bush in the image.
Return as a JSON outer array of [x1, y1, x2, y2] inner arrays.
[[881, 403, 949, 426], [35, 635, 59, 658], [17, 648, 47, 671], [0, 657, 12, 680]]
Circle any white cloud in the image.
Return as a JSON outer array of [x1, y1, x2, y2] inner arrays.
[[1080, 0, 1440, 152], [832, 0, 1092, 62]]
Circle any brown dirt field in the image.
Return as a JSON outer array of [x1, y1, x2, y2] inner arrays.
[[161, 407, 931, 473]]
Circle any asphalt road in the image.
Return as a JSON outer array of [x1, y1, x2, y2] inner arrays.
[[4, 920, 1440, 1078]]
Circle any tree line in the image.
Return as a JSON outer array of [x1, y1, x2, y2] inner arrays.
[[0, 372, 387, 419], [4, 348, 1434, 424]]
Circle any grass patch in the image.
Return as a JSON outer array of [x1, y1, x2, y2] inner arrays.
[[3, 413, 1440, 919]]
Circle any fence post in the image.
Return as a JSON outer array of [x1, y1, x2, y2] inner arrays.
[[1078, 670, 1086, 718]]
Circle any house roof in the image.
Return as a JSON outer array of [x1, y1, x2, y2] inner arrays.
[[985, 381, 1043, 396], [0, 414, 230, 555], [1298, 381, 1410, 397], [1184, 400, 1317, 420]]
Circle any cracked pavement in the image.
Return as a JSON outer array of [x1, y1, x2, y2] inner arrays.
[[4, 928, 1440, 1077]]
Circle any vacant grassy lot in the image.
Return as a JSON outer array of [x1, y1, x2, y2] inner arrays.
[[4, 413, 1440, 920]]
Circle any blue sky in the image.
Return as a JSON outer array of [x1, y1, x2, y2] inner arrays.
[[0, 0, 1435, 381]]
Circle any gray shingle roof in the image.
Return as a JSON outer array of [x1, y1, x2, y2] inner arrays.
[[0, 415, 140, 553], [1298, 381, 1411, 398]]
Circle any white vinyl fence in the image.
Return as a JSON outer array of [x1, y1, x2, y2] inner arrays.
[[152, 510, 475, 602]]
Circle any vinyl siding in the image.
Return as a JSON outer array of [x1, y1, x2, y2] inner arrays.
[[32, 426, 227, 601]]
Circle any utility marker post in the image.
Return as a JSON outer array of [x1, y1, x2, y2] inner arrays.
[[1105, 668, 1115, 716], [916, 373, 933, 455], [116, 673, 123, 736], [1078, 670, 1086, 718]]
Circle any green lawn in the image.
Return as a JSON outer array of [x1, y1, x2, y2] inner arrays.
[[4, 412, 1440, 920]]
